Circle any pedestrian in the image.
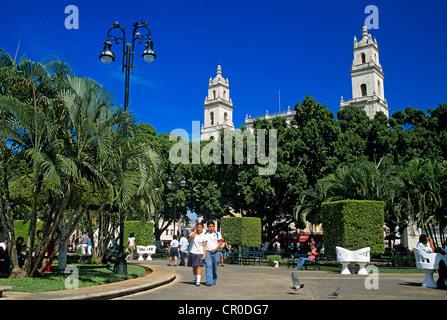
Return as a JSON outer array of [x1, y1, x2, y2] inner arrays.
[[188, 223, 207, 286], [219, 239, 231, 267], [168, 235, 180, 266], [204, 222, 223, 286], [88, 237, 92, 255], [179, 233, 189, 266], [273, 240, 281, 255], [16, 237, 26, 268], [126, 233, 136, 260], [44, 231, 60, 272], [79, 231, 89, 255]]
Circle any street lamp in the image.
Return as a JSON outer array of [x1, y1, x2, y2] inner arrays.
[[99, 20, 156, 276], [167, 167, 186, 238]]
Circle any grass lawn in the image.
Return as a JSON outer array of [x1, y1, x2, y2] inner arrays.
[[0, 264, 147, 293]]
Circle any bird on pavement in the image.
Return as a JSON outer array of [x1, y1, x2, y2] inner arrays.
[[329, 286, 341, 299], [291, 272, 304, 291]]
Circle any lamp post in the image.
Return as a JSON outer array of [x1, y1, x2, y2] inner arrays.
[[167, 167, 186, 238], [99, 20, 156, 276]]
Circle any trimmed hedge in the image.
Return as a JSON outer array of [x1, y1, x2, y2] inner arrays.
[[123, 221, 154, 246], [220, 217, 261, 248], [321, 200, 385, 256], [13, 220, 43, 242]]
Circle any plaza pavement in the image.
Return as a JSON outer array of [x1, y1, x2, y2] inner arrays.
[[2, 258, 447, 301]]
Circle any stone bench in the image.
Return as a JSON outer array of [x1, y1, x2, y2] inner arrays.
[[136, 245, 156, 261], [0, 285, 12, 298], [413, 247, 447, 288], [336, 246, 370, 275]]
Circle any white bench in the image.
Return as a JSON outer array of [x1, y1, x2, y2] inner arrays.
[[336, 246, 370, 275], [413, 247, 447, 288], [136, 245, 156, 260]]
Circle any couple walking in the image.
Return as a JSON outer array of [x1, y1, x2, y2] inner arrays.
[[188, 222, 222, 287]]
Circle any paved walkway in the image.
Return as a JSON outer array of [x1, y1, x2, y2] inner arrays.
[[2, 259, 447, 301]]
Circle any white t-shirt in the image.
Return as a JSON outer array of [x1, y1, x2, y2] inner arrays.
[[189, 232, 208, 255], [179, 237, 189, 252], [170, 239, 179, 248], [417, 242, 433, 253], [128, 237, 135, 247], [205, 230, 222, 251]]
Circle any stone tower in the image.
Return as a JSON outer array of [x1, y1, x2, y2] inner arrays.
[[340, 26, 389, 118], [201, 65, 235, 141]]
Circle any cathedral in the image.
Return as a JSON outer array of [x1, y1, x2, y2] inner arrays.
[[200, 26, 388, 141]]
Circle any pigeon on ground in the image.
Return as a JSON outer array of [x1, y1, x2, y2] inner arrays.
[[329, 286, 341, 299], [291, 272, 304, 291]]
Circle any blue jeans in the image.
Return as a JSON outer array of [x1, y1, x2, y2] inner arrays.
[[295, 257, 312, 270], [205, 250, 221, 285]]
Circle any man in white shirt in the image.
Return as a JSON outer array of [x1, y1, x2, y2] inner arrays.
[[179, 233, 189, 266], [416, 234, 434, 253], [204, 222, 223, 286]]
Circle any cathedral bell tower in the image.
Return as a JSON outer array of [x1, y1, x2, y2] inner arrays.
[[340, 26, 389, 118], [200, 65, 235, 141]]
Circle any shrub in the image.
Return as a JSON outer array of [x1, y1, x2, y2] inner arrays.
[[267, 255, 282, 263], [124, 221, 154, 246], [221, 217, 261, 248], [321, 200, 385, 256]]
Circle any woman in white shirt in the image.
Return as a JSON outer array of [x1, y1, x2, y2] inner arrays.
[[188, 223, 207, 286]]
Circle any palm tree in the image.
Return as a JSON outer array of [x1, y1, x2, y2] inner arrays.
[[401, 158, 447, 248], [294, 178, 336, 229]]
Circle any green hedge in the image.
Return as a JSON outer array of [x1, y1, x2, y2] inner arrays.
[[123, 221, 154, 246], [321, 200, 385, 256], [220, 217, 261, 248], [14, 220, 43, 242]]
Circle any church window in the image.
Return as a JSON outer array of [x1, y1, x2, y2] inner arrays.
[[361, 53, 366, 64], [210, 136, 214, 141], [210, 112, 214, 125], [224, 112, 228, 122], [223, 90, 226, 99], [377, 80, 381, 97], [213, 90, 216, 99], [361, 84, 367, 97]]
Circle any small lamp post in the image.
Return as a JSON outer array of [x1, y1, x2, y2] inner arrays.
[[99, 20, 156, 276]]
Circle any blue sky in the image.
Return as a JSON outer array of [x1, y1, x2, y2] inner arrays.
[[1, 0, 446, 140]]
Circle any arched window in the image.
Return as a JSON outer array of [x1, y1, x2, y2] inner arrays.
[[361, 84, 367, 97], [377, 80, 381, 97], [210, 112, 214, 125], [210, 136, 214, 141], [213, 90, 216, 99], [224, 112, 228, 123], [361, 53, 366, 64], [223, 90, 226, 99]]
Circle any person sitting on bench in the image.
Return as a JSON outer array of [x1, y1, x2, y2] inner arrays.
[[294, 243, 318, 271]]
